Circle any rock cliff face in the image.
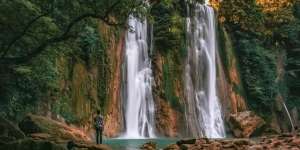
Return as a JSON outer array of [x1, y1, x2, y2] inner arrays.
[[217, 27, 248, 118], [29, 22, 126, 138], [98, 23, 125, 138], [152, 53, 184, 137]]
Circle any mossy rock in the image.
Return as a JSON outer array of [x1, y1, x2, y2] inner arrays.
[[19, 114, 90, 141], [228, 111, 265, 138], [0, 139, 66, 150]]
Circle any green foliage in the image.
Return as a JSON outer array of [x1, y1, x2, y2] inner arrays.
[[236, 38, 278, 116], [95, 30, 109, 111], [151, 1, 186, 112], [295, 2, 300, 19], [0, 0, 145, 64], [277, 20, 300, 47], [276, 2, 300, 116], [162, 60, 182, 112], [0, 51, 59, 120], [0, 92, 36, 121], [0, 0, 135, 121], [219, 0, 300, 122], [218, 26, 232, 78], [219, 0, 265, 33], [14, 54, 59, 100], [151, 0, 186, 56], [52, 95, 77, 123], [78, 25, 106, 65]]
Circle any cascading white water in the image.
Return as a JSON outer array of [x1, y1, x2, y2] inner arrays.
[[282, 101, 295, 131], [184, 3, 226, 138], [122, 16, 156, 138]]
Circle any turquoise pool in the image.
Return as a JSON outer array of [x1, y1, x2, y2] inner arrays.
[[103, 138, 178, 150]]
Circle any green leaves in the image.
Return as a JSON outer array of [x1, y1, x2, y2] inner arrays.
[[236, 39, 278, 116], [1, 0, 146, 65], [79, 26, 99, 50], [151, 0, 185, 54], [13, 66, 32, 75], [219, 0, 264, 33], [162, 60, 182, 112]]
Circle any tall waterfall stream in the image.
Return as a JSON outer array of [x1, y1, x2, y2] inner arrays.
[[121, 2, 226, 139], [122, 16, 156, 138], [184, 3, 226, 138]]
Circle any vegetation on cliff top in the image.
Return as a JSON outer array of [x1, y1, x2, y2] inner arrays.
[[219, 0, 300, 122], [151, 0, 186, 111]]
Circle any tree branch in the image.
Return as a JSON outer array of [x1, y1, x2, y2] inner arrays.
[[1, 13, 48, 58], [104, 0, 122, 19], [0, 1, 126, 65]]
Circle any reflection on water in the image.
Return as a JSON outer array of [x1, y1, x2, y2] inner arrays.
[[104, 138, 178, 150]]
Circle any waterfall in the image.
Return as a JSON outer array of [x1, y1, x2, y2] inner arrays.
[[121, 16, 156, 138], [282, 101, 295, 131], [184, 3, 226, 138]]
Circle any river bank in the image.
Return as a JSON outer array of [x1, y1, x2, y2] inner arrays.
[[1, 114, 300, 150], [141, 134, 300, 150]]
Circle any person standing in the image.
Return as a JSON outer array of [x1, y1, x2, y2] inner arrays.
[[94, 110, 104, 144]]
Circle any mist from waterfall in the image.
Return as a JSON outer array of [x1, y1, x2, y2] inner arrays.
[[121, 16, 156, 139], [184, 3, 226, 138]]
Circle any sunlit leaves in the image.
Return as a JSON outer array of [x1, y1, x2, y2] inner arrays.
[[219, 0, 264, 33]]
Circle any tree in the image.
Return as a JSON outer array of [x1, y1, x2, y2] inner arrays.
[[0, 0, 147, 65]]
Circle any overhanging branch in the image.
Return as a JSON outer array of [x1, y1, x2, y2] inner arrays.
[[1, 13, 48, 58], [0, 1, 126, 65]]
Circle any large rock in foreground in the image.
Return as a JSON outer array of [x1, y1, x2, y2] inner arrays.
[[0, 117, 25, 144], [163, 134, 300, 150], [19, 114, 90, 141], [229, 111, 265, 138], [0, 137, 112, 150], [0, 115, 111, 150], [0, 139, 66, 150]]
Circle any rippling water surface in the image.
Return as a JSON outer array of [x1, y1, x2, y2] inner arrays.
[[104, 138, 178, 150]]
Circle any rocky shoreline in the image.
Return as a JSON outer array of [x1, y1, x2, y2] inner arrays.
[[1, 115, 300, 150], [141, 134, 300, 150]]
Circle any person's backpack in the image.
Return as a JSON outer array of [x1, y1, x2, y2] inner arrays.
[[94, 115, 103, 129]]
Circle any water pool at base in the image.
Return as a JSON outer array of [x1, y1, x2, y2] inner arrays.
[[103, 138, 178, 150]]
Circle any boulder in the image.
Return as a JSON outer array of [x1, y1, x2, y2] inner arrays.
[[248, 145, 263, 150], [163, 144, 180, 150], [19, 114, 90, 141], [162, 135, 300, 150], [179, 144, 193, 150], [0, 116, 25, 144], [0, 138, 112, 150], [140, 142, 156, 150], [290, 138, 300, 146], [30, 133, 52, 140], [229, 111, 265, 138], [176, 139, 196, 145], [208, 141, 222, 150]]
